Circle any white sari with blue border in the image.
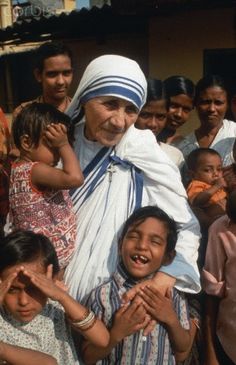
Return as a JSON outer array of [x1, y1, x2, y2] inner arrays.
[[65, 122, 201, 301]]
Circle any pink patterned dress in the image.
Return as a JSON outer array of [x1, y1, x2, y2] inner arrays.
[[9, 161, 76, 269]]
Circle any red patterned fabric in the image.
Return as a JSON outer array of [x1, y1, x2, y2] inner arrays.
[[9, 160, 76, 268]]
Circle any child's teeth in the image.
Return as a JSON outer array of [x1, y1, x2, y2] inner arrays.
[[133, 255, 148, 263]]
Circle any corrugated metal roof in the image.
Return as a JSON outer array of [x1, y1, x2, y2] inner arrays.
[[0, 4, 150, 45], [0, 5, 109, 44], [0, 0, 235, 46]]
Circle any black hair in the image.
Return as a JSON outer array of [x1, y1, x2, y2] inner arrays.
[[226, 191, 236, 223], [12, 102, 74, 149], [34, 41, 73, 72], [0, 230, 59, 275], [146, 78, 166, 103], [233, 139, 236, 161], [163, 75, 195, 100], [120, 206, 177, 252], [187, 147, 221, 171], [195, 74, 228, 104]]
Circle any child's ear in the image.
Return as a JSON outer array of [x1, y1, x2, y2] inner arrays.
[[20, 134, 32, 151], [34, 68, 42, 83], [162, 249, 176, 266], [188, 169, 194, 179]]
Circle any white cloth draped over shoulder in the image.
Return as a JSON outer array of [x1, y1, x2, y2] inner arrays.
[[64, 122, 201, 301], [65, 54, 200, 301]]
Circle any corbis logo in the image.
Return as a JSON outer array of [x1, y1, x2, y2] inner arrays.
[[12, 5, 56, 21]]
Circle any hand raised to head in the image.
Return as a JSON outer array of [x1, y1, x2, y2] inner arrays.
[[0, 267, 22, 305], [44, 123, 68, 149], [20, 265, 66, 302]]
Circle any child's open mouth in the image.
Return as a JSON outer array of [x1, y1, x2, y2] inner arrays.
[[132, 255, 149, 264]]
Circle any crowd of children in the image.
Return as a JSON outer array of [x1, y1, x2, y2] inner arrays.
[[0, 43, 236, 365]]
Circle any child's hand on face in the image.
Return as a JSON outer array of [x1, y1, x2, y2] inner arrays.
[[213, 177, 227, 189], [44, 123, 69, 149], [139, 286, 177, 326], [21, 264, 67, 302], [111, 295, 150, 342]]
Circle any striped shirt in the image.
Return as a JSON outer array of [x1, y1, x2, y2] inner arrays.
[[86, 263, 190, 365]]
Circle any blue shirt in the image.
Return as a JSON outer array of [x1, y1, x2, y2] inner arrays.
[[86, 263, 190, 365]]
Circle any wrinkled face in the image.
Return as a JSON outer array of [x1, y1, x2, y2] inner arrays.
[[192, 153, 223, 185], [135, 100, 167, 136], [166, 94, 193, 131], [35, 54, 73, 102], [196, 86, 228, 128], [120, 217, 171, 280], [83, 96, 139, 146], [2, 261, 47, 323]]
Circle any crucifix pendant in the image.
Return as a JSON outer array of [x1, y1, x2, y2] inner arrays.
[[107, 164, 117, 182]]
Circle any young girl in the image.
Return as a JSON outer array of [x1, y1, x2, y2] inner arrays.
[[135, 78, 185, 168], [9, 102, 84, 271], [202, 191, 236, 365], [158, 75, 195, 145], [0, 230, 109, 365]]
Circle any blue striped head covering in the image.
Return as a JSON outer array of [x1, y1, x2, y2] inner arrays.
[[66, 54, 147, 121]]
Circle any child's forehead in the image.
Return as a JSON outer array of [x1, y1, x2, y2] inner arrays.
[[1, 261, 46, 279], [197, 153, 221, 166], [127, 216, 167, 232]]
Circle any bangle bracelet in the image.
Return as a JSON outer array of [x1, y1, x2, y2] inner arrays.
[[81, 317, 97, 332], [73, 316, 97, 332], [68, 308, 89, 323], [71, 310, 96, 329], [75, 311, 95, 327]]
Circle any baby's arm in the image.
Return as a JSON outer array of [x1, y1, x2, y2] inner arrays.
[[0, 342, 57, 365], [140, 286, 191, 355], [31, 123, 84, 190], [191, 178, 226, 208], [82, 298, 149, 365], [21, 265, 109, 348]]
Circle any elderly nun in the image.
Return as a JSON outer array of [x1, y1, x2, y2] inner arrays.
[[64, 54, 201, 301]]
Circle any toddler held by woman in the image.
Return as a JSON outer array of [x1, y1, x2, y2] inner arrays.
[[9, 103, 84, 271], [186, 147, 227, 226]]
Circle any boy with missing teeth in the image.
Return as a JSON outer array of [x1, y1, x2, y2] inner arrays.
[[81, 206, 191, 365]]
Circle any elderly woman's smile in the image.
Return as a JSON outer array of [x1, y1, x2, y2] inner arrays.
[[83, 96, 139, 146]]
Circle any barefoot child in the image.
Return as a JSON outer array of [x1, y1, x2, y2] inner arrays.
[[186, 148, 227, 224], [0, 230, 109, 365], [82, 206, 191, 364], [9, 103, 84, 271]]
